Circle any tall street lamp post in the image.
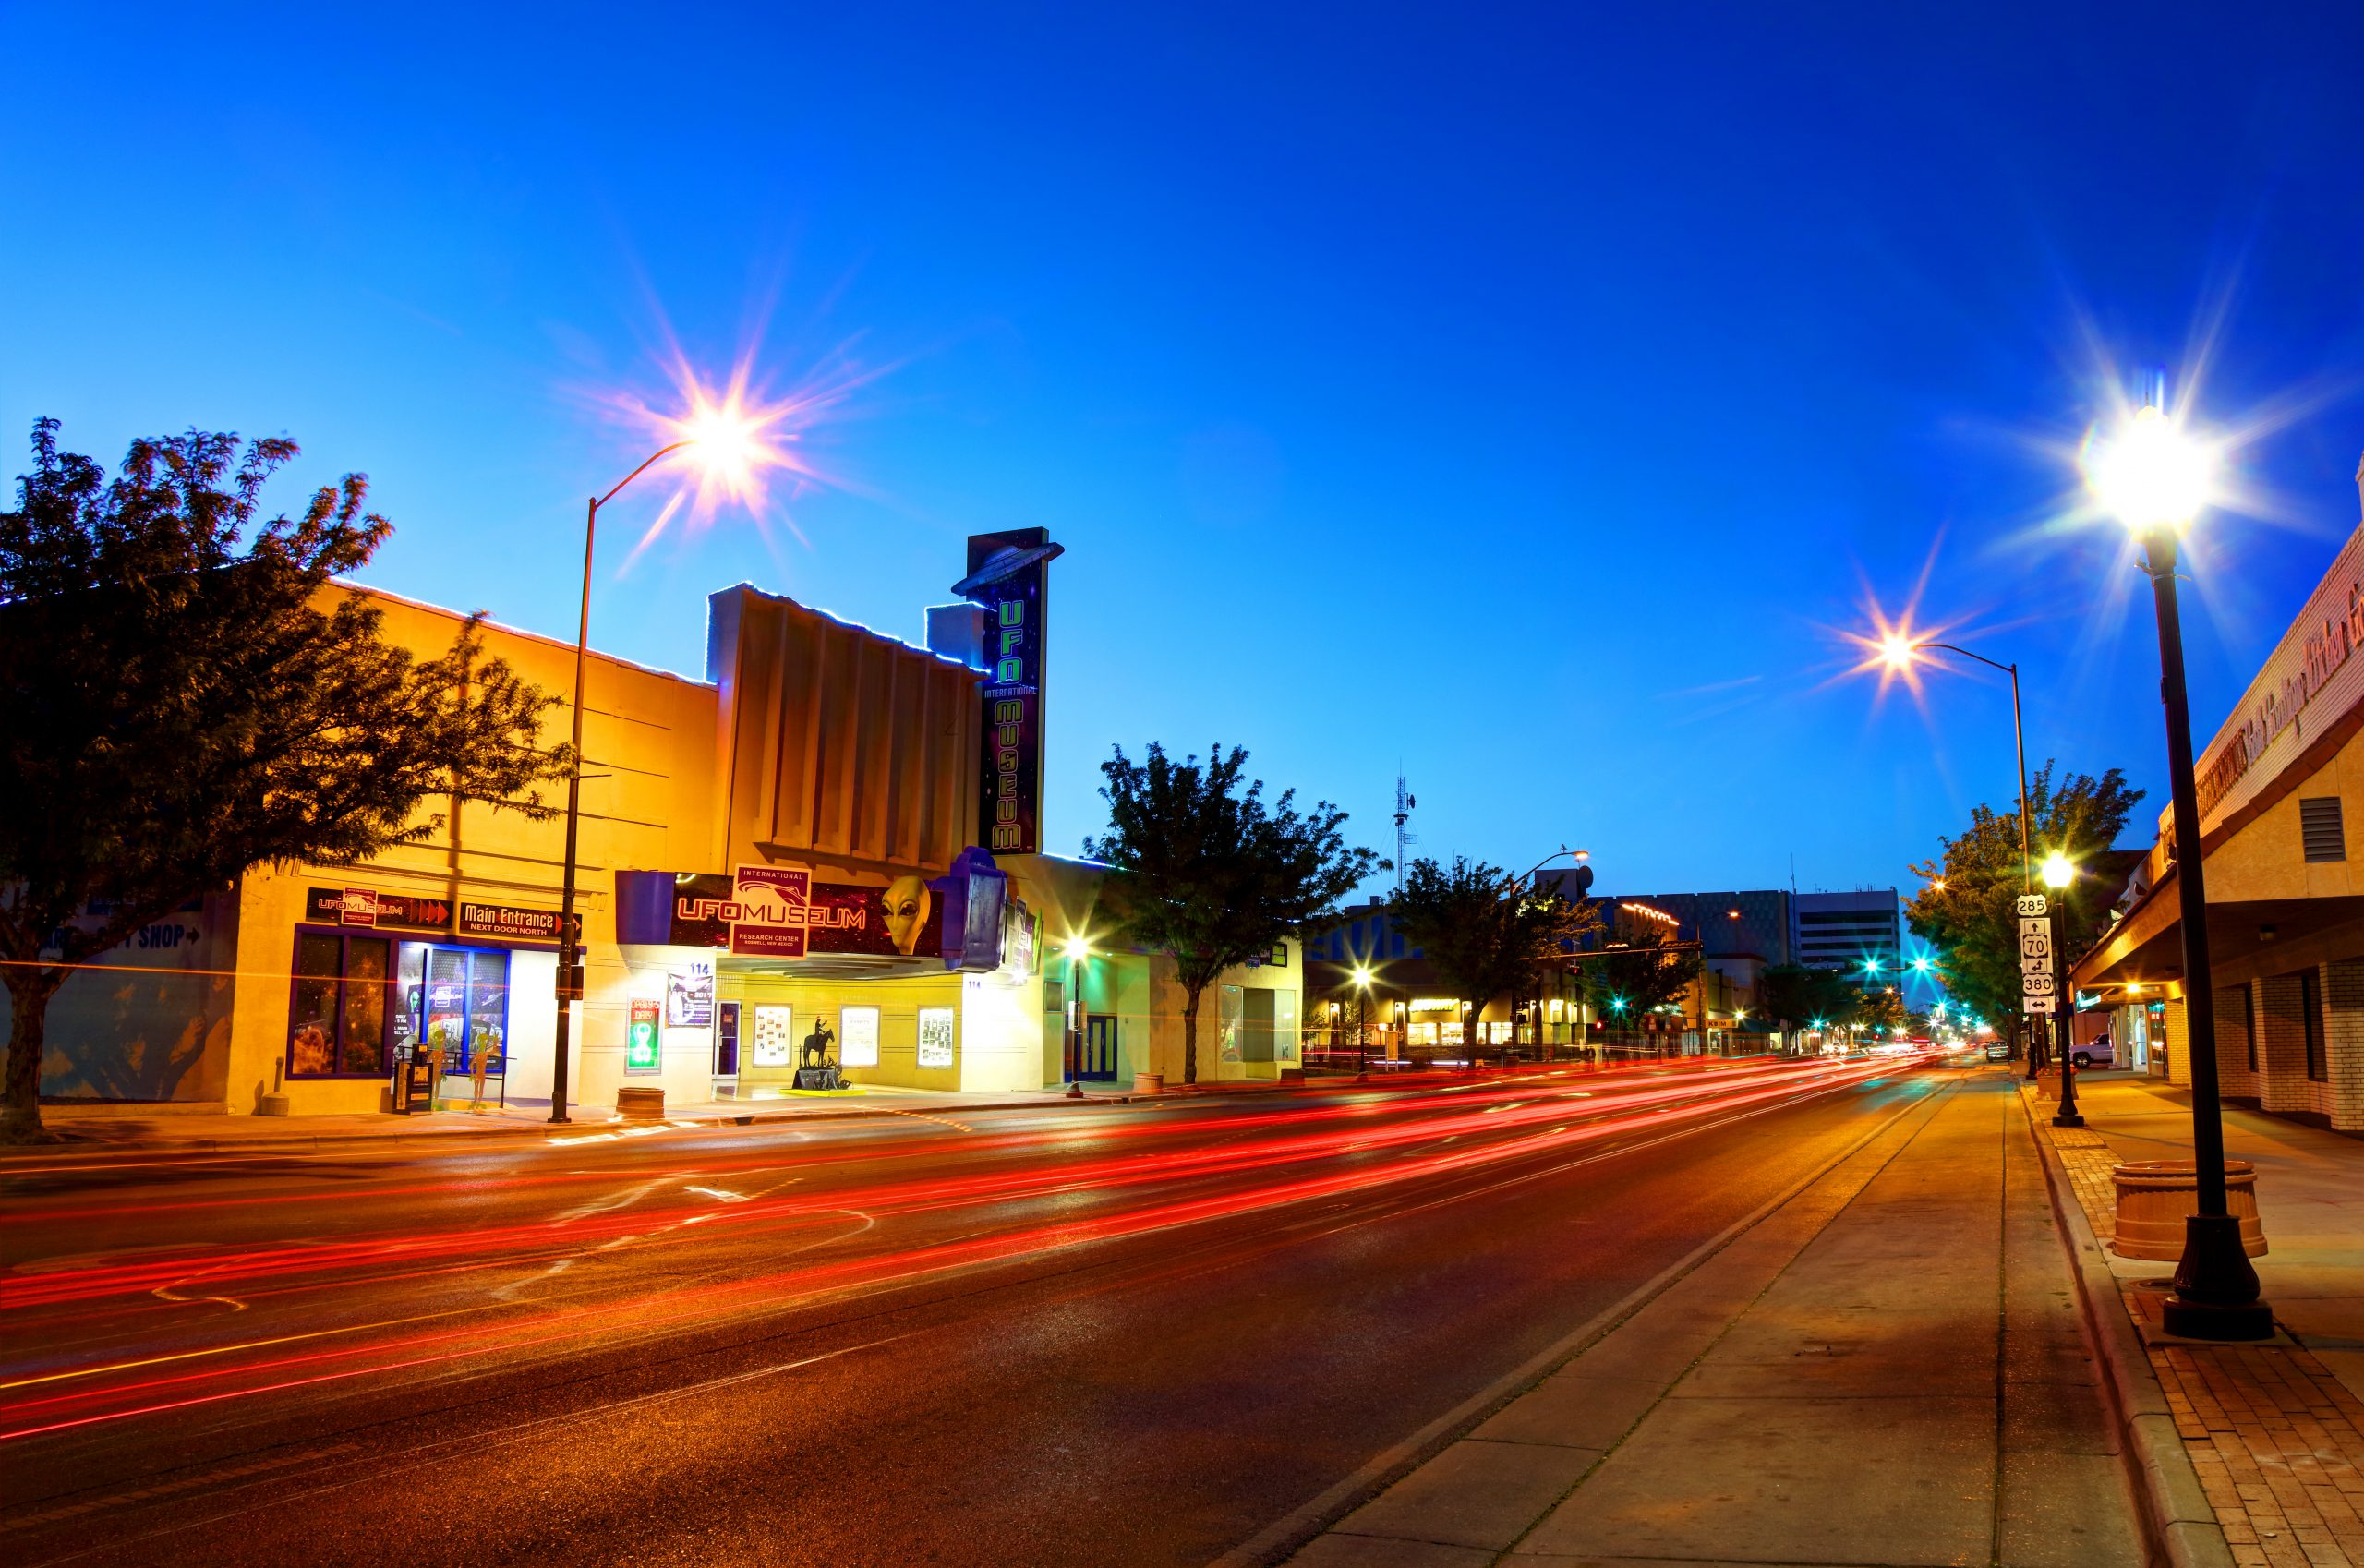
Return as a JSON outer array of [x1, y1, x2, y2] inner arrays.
[[1351, 965, 1374, 1080], [549, 420, 756, 1125], [2043, 852, 2083, 1128], [2084, 399, 2271, 1340], [1881, 636, 2041, 1072], [1520, 845, 1592, 1066], [1061, 936, 1092, 1098]]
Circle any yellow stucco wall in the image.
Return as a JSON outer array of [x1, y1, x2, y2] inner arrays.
[[2205, 730, 2364, 905], [226, 585, 718, 1115]]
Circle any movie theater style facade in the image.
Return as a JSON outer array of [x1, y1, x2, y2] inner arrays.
[[23, 529, 1305, 1116]]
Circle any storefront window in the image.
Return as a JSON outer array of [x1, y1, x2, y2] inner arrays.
[[287, 931, 392, 1077], [418, 946, 510, 1074], [468, 952, 508, 1073]]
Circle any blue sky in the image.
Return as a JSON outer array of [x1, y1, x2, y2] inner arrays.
[[7, 3, 2364, 899]]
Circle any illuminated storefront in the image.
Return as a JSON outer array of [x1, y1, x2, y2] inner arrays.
[[26, 529, 1303, 1114]]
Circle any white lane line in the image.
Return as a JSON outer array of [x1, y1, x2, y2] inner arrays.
[[551, 1178, 668, 1225]]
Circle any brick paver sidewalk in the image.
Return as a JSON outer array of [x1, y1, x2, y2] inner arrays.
[[2025, 1080, 2364, 1568]]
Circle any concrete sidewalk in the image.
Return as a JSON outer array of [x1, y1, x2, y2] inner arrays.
[[1279, 1074, 2148, 1568], [2025, 1069, 2364, 1568]]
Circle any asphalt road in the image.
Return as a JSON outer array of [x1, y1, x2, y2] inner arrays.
[[0, 1055, 1949, 1567]]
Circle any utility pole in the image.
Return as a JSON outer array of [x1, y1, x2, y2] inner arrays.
[[1393, 773, 1416, 898]]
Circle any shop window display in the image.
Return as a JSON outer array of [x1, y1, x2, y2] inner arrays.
[[288, 931, 392, 1077]]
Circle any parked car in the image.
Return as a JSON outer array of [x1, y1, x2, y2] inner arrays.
[[2071, 1036, 2117, 1069], [1984, 1040, 2011, 1063]]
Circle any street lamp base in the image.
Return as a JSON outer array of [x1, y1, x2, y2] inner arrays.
[[2163, 1212, 2274, 1342], [1065, 1081, 1084, 1099], [2052, 1112, 2085, 1128], [2161, 1294, 2275, 1340]]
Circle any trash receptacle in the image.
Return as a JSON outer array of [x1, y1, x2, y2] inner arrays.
[[390, 1044, 435, 1115]]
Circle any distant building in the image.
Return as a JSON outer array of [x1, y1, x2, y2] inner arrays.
[[1531, 877, 1936, 1010], [1301, 899, 1587, 1061], [1795, 890, 1906, 986]]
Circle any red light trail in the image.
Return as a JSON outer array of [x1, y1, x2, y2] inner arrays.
[[0, 1053, 1939, 1445]]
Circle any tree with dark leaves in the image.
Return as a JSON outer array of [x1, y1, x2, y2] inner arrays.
[[0, 420, 569, 1140], [1392, 857, 1598, 1067], [1905, 762, 2143, 1064], [1084, 742, 1379, 1085]]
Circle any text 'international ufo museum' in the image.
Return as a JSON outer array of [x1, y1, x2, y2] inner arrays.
[[19, 529, 1306, 1116]]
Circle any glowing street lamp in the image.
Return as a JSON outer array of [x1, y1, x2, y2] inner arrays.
[[1351, 974, 1378, 1072], [1877, 637, 2036, 898], [1060, 935, 1095, 1097], [2042, 851, 2084, 1129], [549, 397, 774, 1126], [2081, 395, 2266, 1339]]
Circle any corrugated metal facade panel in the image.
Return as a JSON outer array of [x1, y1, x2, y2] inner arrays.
[[708, 585, 980, 877]]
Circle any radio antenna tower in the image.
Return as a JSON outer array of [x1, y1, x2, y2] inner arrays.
[[1393, 772, 1417, 897]]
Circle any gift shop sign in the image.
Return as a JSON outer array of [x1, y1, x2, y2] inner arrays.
[[307, 887, 451, 932]]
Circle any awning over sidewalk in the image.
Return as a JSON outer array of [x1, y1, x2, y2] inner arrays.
[[2072, 871, 2364, 990]]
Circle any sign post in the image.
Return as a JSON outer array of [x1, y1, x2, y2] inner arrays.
[[2017, 893, 2055, 1083], [2017, 891, 2083, 1124], [2050, 902, 2083, 1128]]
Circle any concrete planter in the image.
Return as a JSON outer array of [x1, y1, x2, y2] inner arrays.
[[615, 1086, 666, 1122], [2110, 1159, 2267, 1260], [1132, 1073, 1164, 1096]]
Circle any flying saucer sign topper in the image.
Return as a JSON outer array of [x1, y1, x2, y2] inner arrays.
[[955, 528, 1063, 855]]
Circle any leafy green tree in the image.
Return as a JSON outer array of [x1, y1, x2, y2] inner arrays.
[[1391, 858, 1598, 1066], [1906, 762, 2143, 1061], [1854, 985, 1907, 1036], [1578, 927, 1703, 1031], [1756, 963, 1859, 1039], [1084, 742, 1380, 1084], [1389, 857, 1511, 1061], [0, 420, 569, 1141]]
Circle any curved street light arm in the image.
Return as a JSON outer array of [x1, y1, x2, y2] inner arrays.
[[1912, 641, 2015, 680], [1520, 845, 1591, 886], [594, 440, 694, 513]]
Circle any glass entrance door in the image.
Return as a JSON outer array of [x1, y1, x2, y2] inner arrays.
[[1080, 1016, 1118, 1081], [416, 946, 510, 1075]]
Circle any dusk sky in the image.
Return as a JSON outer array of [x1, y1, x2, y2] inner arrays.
[[8, 3, 2364, 899]]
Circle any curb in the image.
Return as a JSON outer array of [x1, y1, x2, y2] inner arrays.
[[8, 1063, 1651, 1163], [2016, 1087, 2235, 1568], [2, 1092, 1141, 1161]]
